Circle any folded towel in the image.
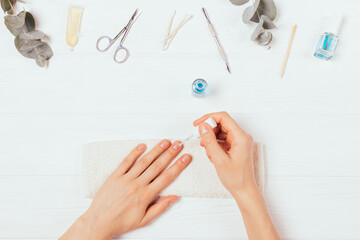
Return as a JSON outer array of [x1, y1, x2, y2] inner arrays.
[[83, 139, 265, 198]]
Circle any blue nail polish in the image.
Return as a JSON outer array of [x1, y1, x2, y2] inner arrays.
[[192, 79, 207, 97], [314, 15, 343, 61]]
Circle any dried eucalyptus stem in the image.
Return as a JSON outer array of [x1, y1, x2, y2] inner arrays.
[[1, 0, 53, 67]]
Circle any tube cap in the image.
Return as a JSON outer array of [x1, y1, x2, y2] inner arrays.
[[193, 117, 217, 138]]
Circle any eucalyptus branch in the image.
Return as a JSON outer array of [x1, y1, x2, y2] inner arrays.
[[2, 0, 53, 67], [230, 0, 278, 46]]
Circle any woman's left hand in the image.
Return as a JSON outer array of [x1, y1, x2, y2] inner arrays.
[[60, 139, 191, 240]]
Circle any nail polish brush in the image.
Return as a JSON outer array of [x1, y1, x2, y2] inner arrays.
[[179, 117, 217, 146]]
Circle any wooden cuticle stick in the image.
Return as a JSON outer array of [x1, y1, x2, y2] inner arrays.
[[280, 24, 297, 78]]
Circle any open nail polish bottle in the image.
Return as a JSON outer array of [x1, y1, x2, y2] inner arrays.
[[192, 79, 208, 97], [314, 15, 343, 61]]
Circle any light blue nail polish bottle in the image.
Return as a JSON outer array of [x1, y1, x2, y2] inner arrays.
[[314, 16, 343, 61], [192, 79, 208, 97]]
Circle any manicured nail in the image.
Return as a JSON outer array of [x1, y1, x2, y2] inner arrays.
[[160, 140, 170, 148], [172, 141, 182, 150], [137, 144, 145, 151], [181, 155, 191, 164], [170, 197, 179, 204], [199, 123, 211, 136]]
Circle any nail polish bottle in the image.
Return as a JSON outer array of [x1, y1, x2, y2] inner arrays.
[[314, 15, 343, 61], [192, 79, 208, 97]]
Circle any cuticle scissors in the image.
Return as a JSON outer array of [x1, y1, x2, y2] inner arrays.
[[96, 9, 141, 63]]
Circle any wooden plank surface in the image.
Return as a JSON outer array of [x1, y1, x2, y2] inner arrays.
[[1, 0, 360, 239]]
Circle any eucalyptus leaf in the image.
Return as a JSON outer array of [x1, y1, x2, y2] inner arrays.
[[16, 41, 53, 60], [257, 31, 272, 46], [250, 0, 277, 23], [230, 0, 249, 6], [14, 37, 40, 59], [19, 48, 38, 59], [19, 30, 45, 40], [261, 14, 277, 29], [15, 36, 37, 58], [14, 36, 26, 50], [242, 0, 260, 23], [4, 18, 22, 35], [35, 55, 46, 67], [251, 16, 274, 45], [19, 39, 40, 51], [4, 11, 25, 28], [5, 11, 35, 36], [1, 0, 16, 12], [36, 42, 53, 60], [250, 17, 265, 41], [23, 11, 35, 31]]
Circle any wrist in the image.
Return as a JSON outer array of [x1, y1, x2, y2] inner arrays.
[[232, 184, 263, 211], [59, 213, 106, 240], [78, 210, 113, 240], [59, 210, 112, 240]]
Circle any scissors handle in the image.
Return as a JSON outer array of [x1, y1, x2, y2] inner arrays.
[[114, 45, 130, 63], [96, 36, 114, 52]]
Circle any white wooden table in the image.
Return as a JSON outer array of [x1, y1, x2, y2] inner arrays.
[[1, 0, 360, 239]]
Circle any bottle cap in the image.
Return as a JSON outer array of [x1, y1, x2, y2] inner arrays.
[[193, 117, 217, 138]]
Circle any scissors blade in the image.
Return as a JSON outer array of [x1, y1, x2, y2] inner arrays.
[[120, 9, 141, 44], [129, 9, 139, 23], [122, 9, 139, 32]]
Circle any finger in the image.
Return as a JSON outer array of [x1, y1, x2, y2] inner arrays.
[[199, 126, 220, 147], [199, 135, 226, 147], [139, 141, 183, 183], [219, 141, 231, 152], [198, 123, 228, 164], [149, 154, 192, 194], [217, 131, 227, 140], [193, 111, 245, 135], [127, 139, 171, 178], [213, 125, 221, 135], [112, 143, 146, 176], [140, 195, 178, 227]]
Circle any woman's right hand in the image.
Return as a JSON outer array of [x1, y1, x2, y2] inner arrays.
[[193, 112, 257, 200], [194, 112, 280, 240]]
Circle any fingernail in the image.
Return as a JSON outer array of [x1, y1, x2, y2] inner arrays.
[[160, 140, 170, 148], [181, 155, 191, 164], [199, 123, 211, 136], [137, 144, 145, 151], [172, 141, 182, 150], [170, 197, 179, 204]]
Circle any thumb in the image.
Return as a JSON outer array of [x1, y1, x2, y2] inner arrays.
[[140, 195, 178, 227], [198, 123, 228, 164]]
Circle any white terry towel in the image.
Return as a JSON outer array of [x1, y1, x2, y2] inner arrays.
[[83, 139, 265, 199]]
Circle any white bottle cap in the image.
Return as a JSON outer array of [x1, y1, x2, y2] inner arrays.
[[328, 14, 344, 36], [193, 117, 217, 138]]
